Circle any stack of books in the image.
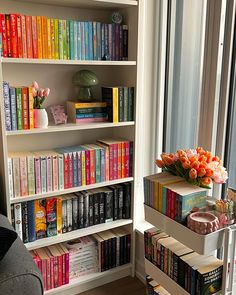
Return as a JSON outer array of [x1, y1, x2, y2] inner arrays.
[[143, 172, 207, 223], [67, 101, 108, 123], [146, 276, 170, 295], [102, 86, 134, 123], [3, 81, 34, 131], [144, 228, 223, 295], [66, 236, 98, 280], [30, 243, 69, 291], [8, 139, 133, 198], [0, 13, 128, 61], [11, 183, 132, 242], [92, 228, 131, 272]]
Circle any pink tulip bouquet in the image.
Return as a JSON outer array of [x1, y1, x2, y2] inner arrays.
[[32, 81, 50, 109], [155, 147, 228, 189]]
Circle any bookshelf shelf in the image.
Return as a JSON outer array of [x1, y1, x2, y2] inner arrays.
[[144, 205, 224, 254], [26, 219, 133, 250], [144, 204, 225, 255], [145, 259, 189, 295], [15, 0, 138, 9], [45, 263, 132, 295], [6, 122, 135, 136], [1, 58, 137, 66], [10, 177, 134, 204]]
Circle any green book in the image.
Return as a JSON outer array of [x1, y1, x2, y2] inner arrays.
[[128, 87, 134, 121], [66, 20, 70, 59], [118, 87, 124, 122], [15, 87, 23, 130], [54, 18, 59, 59], [58, 19, 63, 59], [123, 87, 128, 121], [62, 20, 67, 59]]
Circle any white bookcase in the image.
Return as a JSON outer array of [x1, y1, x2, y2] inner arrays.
[[0, 0, 142, 294]]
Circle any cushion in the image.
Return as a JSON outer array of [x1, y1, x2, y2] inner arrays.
[[0, 226, 17, 261]]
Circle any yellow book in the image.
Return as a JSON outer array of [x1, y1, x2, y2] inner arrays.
[[54, 18, 59, 59], [36, 16, 43, 59], [28, 87, 34, 129], [57, 197, 62, 234], [112, 87, 119, 123], [35, 199, 46, 239], [50, 18, 55, 59], [47, 18, 52, 59], [41, 16, 48, 59], [81, 151, 86, 186]]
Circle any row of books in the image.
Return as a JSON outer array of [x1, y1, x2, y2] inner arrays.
[[0, 14, 128, 61], [8, 139, 133, 198], [11, 183, 132, 243], [144, 228, 223, 295], [3, 82, 34, 131], [102, 86, 134, 122], [146, 276, 170, 295], [143, 172, 207, 223]]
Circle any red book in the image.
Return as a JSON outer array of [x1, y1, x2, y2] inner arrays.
[[20, 15, 27, 58], [55, 244, 65, 285], [10, 14, 18, 57], [48, 245, 62, 288], [117, 142, 122, 179], [5, 14, 11, 57], [58, 243, 69, 285], [0, 14, 7, 57], [84, 149, 91, 185], [82, 145, 95, 184], [166, 189, 171, 218], [25, 15, 33, 58], [45, 248, 55, 290], [171, 191, 177, 220], [35, 248, 49, 291], [68, 152, 73, 188], [21, 87, 29, 129], [113, 143, 118, 179], [63, 153, 69, 189], [16, 14, 22, 58], [31, 16, 38, 58], [124, 141, 130, 178]]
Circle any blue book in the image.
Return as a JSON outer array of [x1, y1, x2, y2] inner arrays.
[[101, 23, 105, 59], [90, 144, 101, 183], [88, 21, 93, 60], [77, 150, 82, 186], [81, 22, 86, 60], [97, 22, 101, 60], [27, 201, 36, 242], [162, 187, 167, 214], [3, 81, 11, 131], [85, 22, 89, 60], [105, 24, 109, 56], [72, 150, 78, 187], [93, 22, 97, 60], [100, 147, 106, 182], [74, 21, 78, 60], [9, 87, 17, 130], [76, 112, 108, 119], [77, 21, 82, 60], [69, 20, 74, 60]]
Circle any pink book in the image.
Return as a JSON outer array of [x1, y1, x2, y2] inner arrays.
[[75, 117, 108, 123], [84, 149, 90, 185], [19, 155, 28, 196], [55, 244, 65, 285], [63, 153, 69, 189], [46, 155, 52, 192], [113, 143, 118, 180], [124, 141, 130, 178], [45, 248, 55, 290], [52, 154, 58, 191], [117, 142, 122, 179], [31, 16, 38, 58], [34, 155, 41, 194], [68, 152, 73, 188], [20, 15, 27, 58], [59, 243, 70, 284]]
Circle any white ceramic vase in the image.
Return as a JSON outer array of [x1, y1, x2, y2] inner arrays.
[[34, 109, 48, 128]]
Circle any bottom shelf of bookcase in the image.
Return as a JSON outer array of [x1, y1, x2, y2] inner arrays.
[[145, 259, 189, 295], [45, 263, 132, 295]]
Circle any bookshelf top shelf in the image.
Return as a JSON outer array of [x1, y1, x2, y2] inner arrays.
[[144, 204, 225, 255], [1, 58, 137, 66], [6, 122, 135, 136], [14, 0, 138, 9]]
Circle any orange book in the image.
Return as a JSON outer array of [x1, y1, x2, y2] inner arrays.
[[41, 16, 48, 59], [117, 142, 122, 178], [25, 15, 33, 58], [50, 18, 55, 59], [10, 14, 18, 58], [28, 87, 34, 129], [21, 87, 29, 129], [36, 16, 42, 58], [31, 16, 38, 58], [57, 197, 62, 234], [20, 15, 27, 58], [16, 14, 22, 58], [121, 141, 125, 178], [47, 18, 52, 59]]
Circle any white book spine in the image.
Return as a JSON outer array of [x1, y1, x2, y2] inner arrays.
[[40, 155, 47, 193], [8, 158, 14, 199], [19, 156, 28, 196], [46, 155, 52, 192], [34, 156, 41, 194], [14, 203, 23, 240], [27, 154, 35, 195], [12, 157, 21, 197], [58, 153, 64, 190], [67, 197, 72, 232]]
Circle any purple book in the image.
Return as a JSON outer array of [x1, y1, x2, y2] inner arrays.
[[77, 150, 82, 186]]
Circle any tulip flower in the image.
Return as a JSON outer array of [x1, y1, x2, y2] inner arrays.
[[189, 168, 197, 179], [33, 81, 39, 90], [32, 81, 50, 109], [182, 160, 191, 170], [155, 159, 164, 168], [201, 177, 212, 187], [197, 168, 206, 177]]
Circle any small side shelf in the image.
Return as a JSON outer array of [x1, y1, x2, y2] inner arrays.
[[145, 259, 189, 295], [144, 204, 225, 254]]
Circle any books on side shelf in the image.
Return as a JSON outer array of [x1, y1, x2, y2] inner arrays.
[[145, 228, 223, 295], [143, 172, 207, 223], [146, 275, 170, 295], [11, 183, 132, 243], [0, 13, 128, 61], [8, 139, 133, 198], [30, 229, 131, 291]]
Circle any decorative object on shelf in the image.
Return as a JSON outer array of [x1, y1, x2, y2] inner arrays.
[[155, 147, 228, 189], [50, 105, 67, 125], [187, 211, 220, 234], [111, 11, 123, 24], [72, 70, 99, 102], [215, 199, 234, 227], [32, 81, 50, 128]]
